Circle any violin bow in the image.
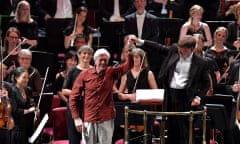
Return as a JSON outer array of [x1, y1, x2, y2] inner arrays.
[[34, 67, 49, 122]]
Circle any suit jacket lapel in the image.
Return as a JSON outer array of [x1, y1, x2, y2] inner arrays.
[[133, 13, 138, 36], [187, 54, 198, 87], [142, 13, 151, 39], [167, 53, 179, 82]]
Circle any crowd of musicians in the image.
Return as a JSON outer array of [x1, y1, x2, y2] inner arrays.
[[1, 0, 240, 144]]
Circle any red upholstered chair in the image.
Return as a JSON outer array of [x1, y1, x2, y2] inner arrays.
[[42, 95, 61, 141], [51, 107, 69, 144]]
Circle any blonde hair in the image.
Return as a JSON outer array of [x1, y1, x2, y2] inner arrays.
[[214, 26, 228, 41], [188, 5, 204, 24], [131, 48, 148, 70], [225, 2, 240, 19], [15, 1, 33, 23]]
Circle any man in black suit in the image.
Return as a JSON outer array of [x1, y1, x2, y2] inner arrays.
[[226, 59, 240, 144], [131, 35, 210, 144], [99, 0, 135, 21], [124, 0, 161, 79], [39, 0, 86, 20], [124, 0, 159, 42]]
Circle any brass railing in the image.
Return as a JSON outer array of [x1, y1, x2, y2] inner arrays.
[[124, 106, 207, 144]]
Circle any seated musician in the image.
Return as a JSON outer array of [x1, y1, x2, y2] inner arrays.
[[6, 49, 42, 97], [117, 48, 158, 143], [0, 63, 13, 144], [205, 27, 234, 83], [226, 61, 240, 144]]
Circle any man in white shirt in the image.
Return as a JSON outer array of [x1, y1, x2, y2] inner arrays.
[[130, 35, 210, 144]]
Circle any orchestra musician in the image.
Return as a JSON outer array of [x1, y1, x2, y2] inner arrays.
[[205, 27, 234, 85], [226, 61, 240, 144], [117, 48, 158, 143], [6, 49, 42, 97], [10, 67, 39, 144], [62, 45, 93, 144], [2, 27, 22, 73], [226, 2, 240, 50], [0, 63, 14, 144], [179, 4, 212, 47], [63, 6, 93, 50]]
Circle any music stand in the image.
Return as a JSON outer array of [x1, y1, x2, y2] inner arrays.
[[101, 21, 125, 60], [157, 18, 183, 45], [204, 94, 234, 124], [203, 94, 234, 142], [46, 18, 71, 53], [205, 104, 229, 130]]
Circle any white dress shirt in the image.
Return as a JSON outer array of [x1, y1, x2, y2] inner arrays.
[[136, 11, 146, 38], [170, 53, 193, 89], [54, 0, 73, 18]]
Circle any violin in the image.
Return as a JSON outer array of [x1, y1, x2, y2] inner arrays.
[[0, 89, 14, 130], [0, 32, 14, 130], [0, 98, 4, 127]]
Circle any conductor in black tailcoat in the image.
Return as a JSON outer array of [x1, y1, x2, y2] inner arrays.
[[131, 35, 210, 144]]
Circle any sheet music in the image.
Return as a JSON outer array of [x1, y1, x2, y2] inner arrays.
[[28, 114, 49, 143], [237, 121, 240, 130], [136, 89, 164, 102]]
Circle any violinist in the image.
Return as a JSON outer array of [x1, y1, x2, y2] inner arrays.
[[3, 27, 22, 73], [0, 63, 13, 144], [10, 67, 39, 144], [223, 61, 240, 144], [205, 27, 234, 84], [117, 48, 158, 144], [6, 49, 42, 97]]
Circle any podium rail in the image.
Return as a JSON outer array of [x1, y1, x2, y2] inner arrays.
[[124, 106, 207, 144]]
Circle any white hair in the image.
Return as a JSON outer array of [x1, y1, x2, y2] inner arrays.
[[18, 49, 32, 58], [93, 48, 111, 61]]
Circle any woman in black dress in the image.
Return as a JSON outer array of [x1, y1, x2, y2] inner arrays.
[[10, 67, 37, 144], [8, 1, 38, 49], [63, 6, 93, 50]]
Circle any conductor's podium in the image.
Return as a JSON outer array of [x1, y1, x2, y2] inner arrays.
[[114, 89, 164, 143]]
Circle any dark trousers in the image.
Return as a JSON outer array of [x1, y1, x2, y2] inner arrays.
[[167, 88, 190, 144], [66, 103, 82, 144], [0, 128, 11, 144]]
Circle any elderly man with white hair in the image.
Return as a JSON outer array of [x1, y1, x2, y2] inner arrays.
[[69, 48, 133, 144]]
